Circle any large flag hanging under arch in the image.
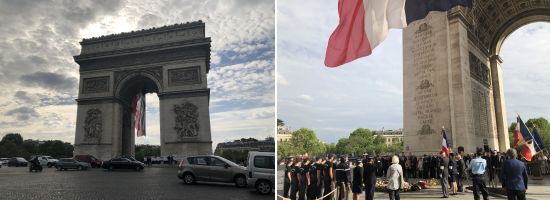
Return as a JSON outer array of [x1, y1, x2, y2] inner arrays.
[[325, 0, 473, 67], [132, 93, 146, 137]]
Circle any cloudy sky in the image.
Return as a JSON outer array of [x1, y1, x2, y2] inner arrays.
[[0, 0, 274, 148], [277, 0, 550, 144]]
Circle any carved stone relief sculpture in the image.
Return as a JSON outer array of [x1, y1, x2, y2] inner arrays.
[[173, 102, 200, 138], [84, 109, 103, 141]]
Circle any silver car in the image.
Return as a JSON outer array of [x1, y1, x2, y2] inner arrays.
[[177, 155, 247, 187], [55, 158, 90, 171]]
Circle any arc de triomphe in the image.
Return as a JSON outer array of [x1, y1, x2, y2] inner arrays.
[[403, 0, 550, 154], [73, 21, 212, 160]]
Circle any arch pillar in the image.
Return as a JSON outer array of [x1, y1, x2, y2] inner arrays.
[[490, 55, 510, 151]]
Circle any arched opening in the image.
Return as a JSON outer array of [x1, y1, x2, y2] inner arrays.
[[117, 75, 161, 156], [498, 22, 550, 135]]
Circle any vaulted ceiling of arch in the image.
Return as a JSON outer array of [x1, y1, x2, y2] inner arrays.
[[462, 0, 550, 53]]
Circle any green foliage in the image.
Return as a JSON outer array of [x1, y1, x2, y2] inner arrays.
[[1, 133, 23, 145], [135, 145, 160, 161], [277, 142, 293, 159], [289, 128, 326, 156], [277, 119, 285, 127], [215, 149, 248, 165], [0, 133, 73, 159], [335, 128, 403, 156]]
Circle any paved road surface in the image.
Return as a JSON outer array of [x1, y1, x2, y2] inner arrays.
[[0, 166, 273, 200]]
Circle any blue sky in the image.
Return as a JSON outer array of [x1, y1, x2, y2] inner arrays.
[[277, 0, 550, 144], [0, 0, 275, 149]]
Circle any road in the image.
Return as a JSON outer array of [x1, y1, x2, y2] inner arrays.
[[0, 165, 273, 200]]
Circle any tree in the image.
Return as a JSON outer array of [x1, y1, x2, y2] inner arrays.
[[1, 133, 23, 145], [277, 119, 285, 127], [335, 128, 403, 156], [289, 128, 326, 156]]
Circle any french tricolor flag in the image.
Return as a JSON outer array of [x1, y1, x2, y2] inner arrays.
[[441, 128, 449, 157], [325, 0, 472, 67]]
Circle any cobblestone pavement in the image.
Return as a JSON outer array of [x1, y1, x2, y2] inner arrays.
[[0, 166, 273, 200], [276, 168, 550, 200]]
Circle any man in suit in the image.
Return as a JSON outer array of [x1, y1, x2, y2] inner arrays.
[[439, 151, 450, 198], [363, 155, 377, 200], [500, 148, 528, 200]]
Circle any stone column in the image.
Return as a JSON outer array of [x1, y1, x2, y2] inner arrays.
[[490, 55, 510, 151]]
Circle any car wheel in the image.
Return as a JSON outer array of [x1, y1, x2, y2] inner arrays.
[[234, 175, 247, 188], [47, 163, 52, 168], [78, 166, 82, 171], [183, 173, 195, 184], [256, 180, 272, 195], [134, 165, 142, 171], [56, 166, 61, 171], [108, 165, 114, 171]]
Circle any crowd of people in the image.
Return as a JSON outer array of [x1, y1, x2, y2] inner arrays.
[[281, 147, 538, 200]]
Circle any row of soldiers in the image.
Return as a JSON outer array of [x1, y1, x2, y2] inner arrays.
[[282, 154, 356, 200], [281, 150, 511, 200]]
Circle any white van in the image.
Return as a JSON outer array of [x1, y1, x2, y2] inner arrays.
[[246, 151, 275, 195]]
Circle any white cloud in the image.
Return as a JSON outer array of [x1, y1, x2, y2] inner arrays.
[[297, 94, 314, 102]]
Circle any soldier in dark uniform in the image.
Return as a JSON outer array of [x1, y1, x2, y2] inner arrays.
[[423, 154, 429, 179], [299, 159, 310, 200], [290, 159, 301, 200], [352, 159, 363, 200], [307, 157, 320, 200], [323, 155, 335, 200], [363, 155, 376, 200], [335, 156, 351, 200], [311, 157, 323, 199], [411, 154, 418, 178], [284, 157, 295, 198]]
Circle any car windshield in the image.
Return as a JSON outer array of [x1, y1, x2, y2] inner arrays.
[[16, 158, 26, 161], [45, 156, 53, 159]]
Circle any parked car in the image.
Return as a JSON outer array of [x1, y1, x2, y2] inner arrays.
[[246, 151, 275, 194], [7, 157, 28, 167], [55, 158, 90, 171], [177, 155, 247, 187], [102, 157, 145, 171], [0, 158, 9, 166], [30, 155, 59, 167], [74, 155, 102, 168]]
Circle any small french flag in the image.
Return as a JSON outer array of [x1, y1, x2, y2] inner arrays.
[[441, 128, 449, 157]]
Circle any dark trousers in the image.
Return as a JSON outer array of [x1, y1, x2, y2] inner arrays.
[[388, 189, 400, 200], [290, 183, 299, 200], [307, 182, 319, 200], [365, 184, 375, 200], [337, 182, 350, 200], [506, 189, 526, 200], [283, 180, 291, 197], [299, 181, 307, 200], [472, 175, 489, 200], [323, 180, 334, 200], [441, 177, 449, 197], [457, 177, 464, 192]]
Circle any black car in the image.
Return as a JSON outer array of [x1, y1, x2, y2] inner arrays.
[[102, 157, 145, 171], [7, 157, 28, 167]]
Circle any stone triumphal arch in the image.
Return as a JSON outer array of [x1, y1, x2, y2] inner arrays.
[[403, 0, 550, 154], [73, 21, 212, 160]]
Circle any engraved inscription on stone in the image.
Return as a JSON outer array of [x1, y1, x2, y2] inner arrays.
[[469, 52, 491, 87], [472, 84, 489, 137], [84, 108, 102, 140], [168, 67, 201, 86], [81, 26, 205, 54], [409, 18, 441, 133], [173, 102, 200, 138], [83, 76, 109, 93]]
